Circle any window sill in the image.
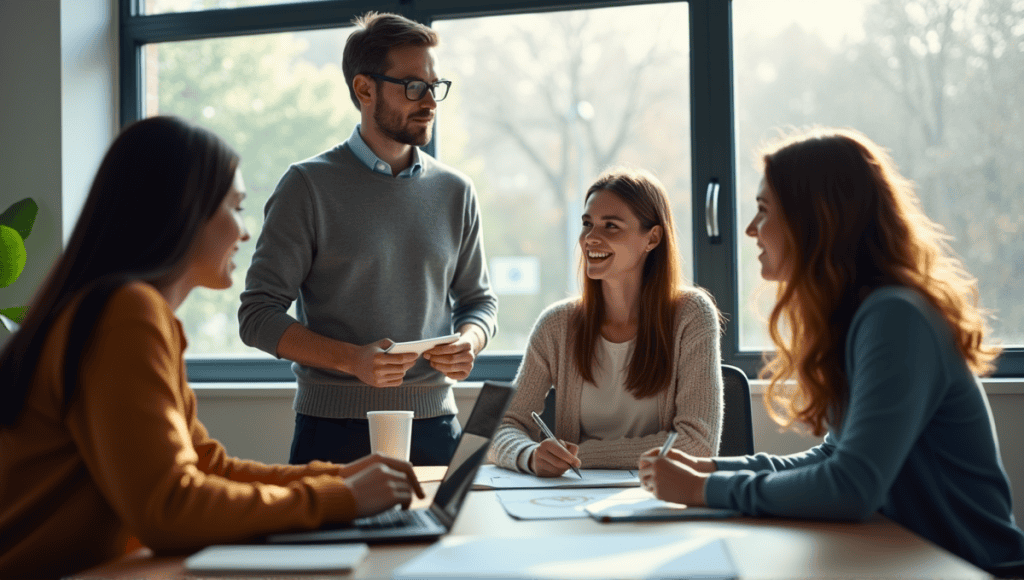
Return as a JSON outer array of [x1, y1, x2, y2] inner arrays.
[[190, 378, 1024, 398]]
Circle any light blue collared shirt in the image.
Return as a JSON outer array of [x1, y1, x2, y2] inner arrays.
[[346, 124, 424, 178]]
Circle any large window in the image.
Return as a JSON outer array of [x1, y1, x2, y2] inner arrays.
[[144, 28, 355, 356], [121, 0, 1024, 379], [144, 0, 329, 13], [432, 4, 692, 350], [733, 0, 1024, 361]]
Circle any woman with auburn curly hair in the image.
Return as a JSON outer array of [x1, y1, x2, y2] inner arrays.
[[638, 127, 1024, 576]]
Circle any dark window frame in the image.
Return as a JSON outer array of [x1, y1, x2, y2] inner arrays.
[[120, 0, 1024, 380]]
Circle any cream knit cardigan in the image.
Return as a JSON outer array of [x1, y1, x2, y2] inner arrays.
[[489, 289, 724, 470]]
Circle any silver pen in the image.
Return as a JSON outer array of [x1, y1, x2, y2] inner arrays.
[[658, 431, 679, 458], [640, 431, 679, 469], [530, 411, 583, 479]]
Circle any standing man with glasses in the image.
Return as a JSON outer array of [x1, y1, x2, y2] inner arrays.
[[239, 12, 498, 466]]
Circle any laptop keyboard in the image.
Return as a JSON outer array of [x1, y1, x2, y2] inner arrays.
[[354, 508, 433, 531]]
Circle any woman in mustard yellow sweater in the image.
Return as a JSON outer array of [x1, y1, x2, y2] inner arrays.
[[0, 116, 423, 579]]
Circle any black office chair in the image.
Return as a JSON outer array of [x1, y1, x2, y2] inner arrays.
[[987, 562, 1024, 579], [540, 386, 557, 430], [538, 364, 755, 456], [719, 364, 755, 456]]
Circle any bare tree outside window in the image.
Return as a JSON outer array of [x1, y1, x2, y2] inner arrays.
[[144, 0, 326, 14], [146, 28, 358, 355], [735, 0, 1024, 350], [435, 4, 692, 350]]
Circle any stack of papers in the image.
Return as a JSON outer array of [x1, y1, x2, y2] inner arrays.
[[392, 534, 737, 579]]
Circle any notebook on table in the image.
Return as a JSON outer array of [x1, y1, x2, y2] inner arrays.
[[584, 487, 741, 522], [264, 380, 515, 545], [184, 544, 368, 573]]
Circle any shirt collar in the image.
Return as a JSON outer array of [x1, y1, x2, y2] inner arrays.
[[348, 124, 423, 178]]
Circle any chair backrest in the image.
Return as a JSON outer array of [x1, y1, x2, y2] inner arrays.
[[719, 364, 755, 456], [539, 364, 755, 456], [540, 386, 556, 430]]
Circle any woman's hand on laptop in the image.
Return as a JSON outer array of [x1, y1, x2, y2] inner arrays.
[[343, 453, 425, 517]]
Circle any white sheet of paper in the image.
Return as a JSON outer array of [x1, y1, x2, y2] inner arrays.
[[473, 464, 639, 489], [495, 487, 628, 519], [385, 334, 460, 355], [393, 534, 737, 579]]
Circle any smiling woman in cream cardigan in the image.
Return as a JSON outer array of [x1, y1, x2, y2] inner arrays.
[[489, 167, 724, 476]]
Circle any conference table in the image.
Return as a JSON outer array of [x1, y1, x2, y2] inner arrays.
[[71, 465, 990, 579]]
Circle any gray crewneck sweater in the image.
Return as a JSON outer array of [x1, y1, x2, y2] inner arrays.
[[239, 142, 498, 419]]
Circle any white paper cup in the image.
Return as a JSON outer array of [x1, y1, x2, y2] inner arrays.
[[366, 411, 414, 461]]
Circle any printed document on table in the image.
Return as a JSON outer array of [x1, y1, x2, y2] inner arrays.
[[495, 487, 628, 520], [473, 464, 639, 489], [392, 534, 737, 579]]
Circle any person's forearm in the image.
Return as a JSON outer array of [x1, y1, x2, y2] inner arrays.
[[276, 322, 357, 375], [457, 322, 487, 356]]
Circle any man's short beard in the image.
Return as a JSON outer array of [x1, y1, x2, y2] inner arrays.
[[374, 97, 432, 146]]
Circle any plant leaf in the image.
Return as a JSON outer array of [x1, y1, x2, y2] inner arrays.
[[0, 198, 38, 240], [0, 225, 27, 287], [0, 306, 28, 325]]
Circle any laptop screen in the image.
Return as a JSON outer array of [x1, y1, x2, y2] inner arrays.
[[431, 381, 513, 520]]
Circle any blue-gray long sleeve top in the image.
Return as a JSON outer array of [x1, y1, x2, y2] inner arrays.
[[705, 286, 1024, 570]]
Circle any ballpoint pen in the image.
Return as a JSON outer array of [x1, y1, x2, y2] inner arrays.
[[658, 431, 679, 458], [530, 411, 583, 479]]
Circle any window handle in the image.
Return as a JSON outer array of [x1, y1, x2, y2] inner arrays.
[[705, 180, 721, 243]]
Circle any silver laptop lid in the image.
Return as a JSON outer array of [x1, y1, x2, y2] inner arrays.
[[429, 381, 514, 527]]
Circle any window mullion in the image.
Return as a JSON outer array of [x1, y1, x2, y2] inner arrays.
[[689, 0, 755, 376]]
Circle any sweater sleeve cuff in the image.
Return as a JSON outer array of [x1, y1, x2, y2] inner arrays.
[[315, 477, 359, 523], [516, 444, 540, 474], [704, 471, 736, 510], [259, 312, 302, 358], [455, 315, 496, 344], [711, 456, 754, 471]]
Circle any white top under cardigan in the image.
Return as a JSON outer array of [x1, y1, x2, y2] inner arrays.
[[490, 290, 725, 471], [579, 337, 661, 441]]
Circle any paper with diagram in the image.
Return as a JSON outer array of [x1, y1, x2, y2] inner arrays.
[[473, 464, 639, 490]]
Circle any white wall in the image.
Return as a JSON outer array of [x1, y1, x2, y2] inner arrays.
[[0, 0, 115, 324], [60, 0, 118, 239], [194, 383, 1024, 526], [1, 0, 65, 307]]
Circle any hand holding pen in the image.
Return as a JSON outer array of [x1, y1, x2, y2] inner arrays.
[[530, 411, 583, 478], [638, 431, 714, 506], [657, 430, 679, 458]]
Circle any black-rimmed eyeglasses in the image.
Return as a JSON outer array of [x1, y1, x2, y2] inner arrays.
[[368, 73, 451, 102]]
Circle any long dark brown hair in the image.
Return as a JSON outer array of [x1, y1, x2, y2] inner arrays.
[[758, 127, 1000, 436], [571, 167, 688, 399], [0, 116, 239, 426]]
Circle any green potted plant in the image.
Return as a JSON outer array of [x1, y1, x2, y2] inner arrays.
[[0, 197, 38, 333]]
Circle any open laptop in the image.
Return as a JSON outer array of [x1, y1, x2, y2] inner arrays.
[[264, 380, 515, 545]]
